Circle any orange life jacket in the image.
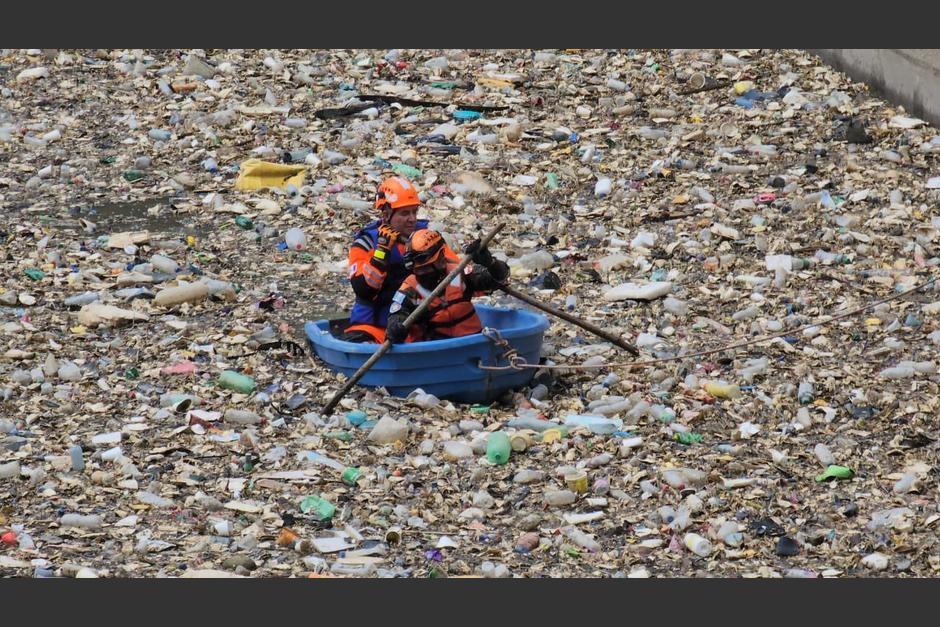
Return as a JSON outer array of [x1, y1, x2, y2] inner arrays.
[[400, 263, 482, 341], [342, 323, 386, 343]]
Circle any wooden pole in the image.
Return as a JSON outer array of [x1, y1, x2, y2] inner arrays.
[[496, 284, 639, 356]]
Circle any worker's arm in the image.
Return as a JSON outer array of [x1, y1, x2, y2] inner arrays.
[[347, 225, 400, 301], [385, 286, 425, 344]]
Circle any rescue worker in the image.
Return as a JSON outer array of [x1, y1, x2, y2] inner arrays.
[[385, 230, 509, 344], [341, 176, 456, 343]]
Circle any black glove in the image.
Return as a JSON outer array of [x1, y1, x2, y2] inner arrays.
[[463, 238, 494, 267], [488, 258, 510, 283], [473, 269, 498, 292], [386, 319, 409, 344]]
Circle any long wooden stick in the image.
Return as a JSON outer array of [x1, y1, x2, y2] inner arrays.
[[677, 80, 731, 96], [322, 223, 506, 415], [496, 284, 639, 356]]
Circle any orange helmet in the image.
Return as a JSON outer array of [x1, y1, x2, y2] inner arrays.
[[406, 230, 445, 269], [375, 177, 420, 213]]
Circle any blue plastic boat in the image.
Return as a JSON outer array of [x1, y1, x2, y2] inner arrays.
[[305, 305, 549, 403]]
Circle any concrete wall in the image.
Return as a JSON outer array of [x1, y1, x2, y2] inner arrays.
[[810, 49, 940, 129]]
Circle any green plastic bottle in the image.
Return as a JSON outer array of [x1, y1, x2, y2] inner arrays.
[[342, 467, 362, 486], [299, 495, 336, 521], [486, 431, 511, 465], [392, 163, 422, 179], [674, 432, 703, 445], [217, 370, 256, 394], [815, 465, 854, 482]]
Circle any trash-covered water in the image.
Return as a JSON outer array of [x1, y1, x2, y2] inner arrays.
[[2, 48, 940, 579]]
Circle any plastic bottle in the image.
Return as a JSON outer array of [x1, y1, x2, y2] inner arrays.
[[283, 147, 313, 163], [148, 128, 172, 141], [64, 292, 100, 307], [594, 254, 630, 275], [341, 467, 361, 486], [411, 391, 441, 409], [704, 381, 742, 399], [218, 370, 257, 393], [150, 254, 179, 274], [224, 409, 262, 425], [880, 365, 915, 380], [607, 78, 627, 91], [100, 446, 123, 462], [69, 445, 84, 471], [737, 358, 768, 383], [565, 414, 624, 434], [544, 490, 577, 506], [513, 469, 544, 483], [136, 491, 175, 508], [732, 306, 760, 322], [0, 460, 20, 479], [663, 297, 688, 316], [893, 473, 916, 494], [60, 514, 103, 529], [442, 440, 474, 460], [797, 381, 814, 404], [11, 370, 32, 386], [486, 432, 511, 465], [594, 177, 612, 197], [203, 279, 237, 301], [57, 361, 81, 381], [648, 107, 677, 119], [562, 526, 601, 552], [300, 495, 336, 521], [159, 393, 197, 410], [638, 126, 668, 140], [336, 195, 372, 212], [662, 468, 706, 489], [668, 507, 692, 531], [300, 451, 346, 471], [24, 134, 46, 147], [684, 533, 713, 557], [650, 405, 676, 423], [91, 431, 122, 446], [904, 360, 937, 374], [284, 227, 307, 251], [814, 443, 835, 466], [154, 282, 209, 307], [565, 295, 577, 311], [506, 416, 561, 432]]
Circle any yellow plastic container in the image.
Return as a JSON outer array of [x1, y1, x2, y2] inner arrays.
[[234, 159, 306, 191], [704, 381, 742, 399], [564, 470, 589, 494]]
